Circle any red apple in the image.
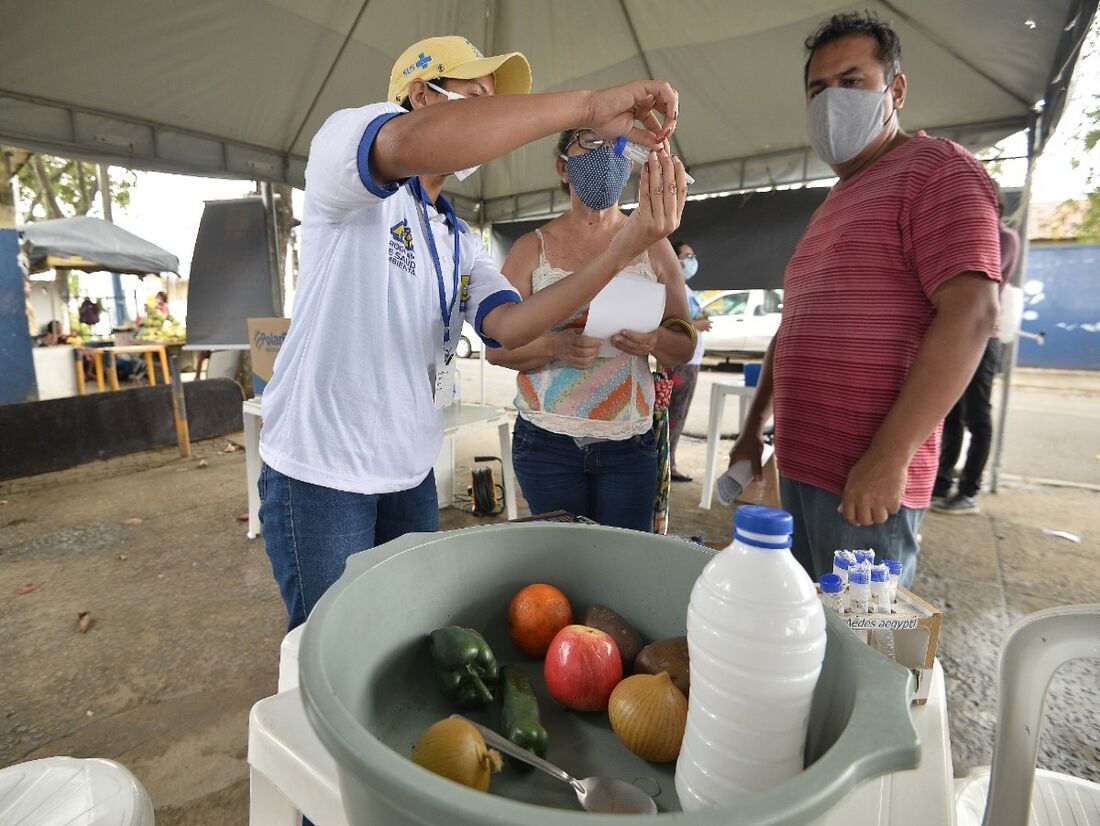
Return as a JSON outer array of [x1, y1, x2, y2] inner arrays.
[[544, 625, 623, 711]]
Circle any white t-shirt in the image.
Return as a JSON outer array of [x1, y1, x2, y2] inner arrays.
[[686, 284, 706, 366], [259, 102, 520, 495]]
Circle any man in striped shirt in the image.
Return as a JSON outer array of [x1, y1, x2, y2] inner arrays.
[[729, 12, 1001, 587]]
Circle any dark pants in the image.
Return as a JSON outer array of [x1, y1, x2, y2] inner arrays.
[[258, 464, 440, 631], [667, 363, 700, 471], [780, 476, 925, 589], [512, 415, 658, 532], [935, 338, 1001, 498]]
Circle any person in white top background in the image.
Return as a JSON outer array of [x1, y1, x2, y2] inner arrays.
[[258, 35, 687, 630], [667, 241, 711, 482]]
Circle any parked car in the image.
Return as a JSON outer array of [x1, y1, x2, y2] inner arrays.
[[456, 320, 482, 358], [699, 289, 783, 356]]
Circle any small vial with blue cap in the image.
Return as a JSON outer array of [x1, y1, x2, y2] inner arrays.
[[854, 548, 875, 567], [613, 137, 696, 184], [883, 558, 903, 602], [848, 568, 871, 614], [870, 564, 892, 614], [832, 550, 853, 585], [819, 572, 846, 614]]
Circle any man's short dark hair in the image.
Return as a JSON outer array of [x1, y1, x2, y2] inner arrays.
[[803, 12, 902, 88]]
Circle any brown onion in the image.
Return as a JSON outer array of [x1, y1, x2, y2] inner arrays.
[[608, 671, 688, 763], [411, 717, 503, 791]]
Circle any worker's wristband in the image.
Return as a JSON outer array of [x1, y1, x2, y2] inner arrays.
[[661, 316, 698, 346]]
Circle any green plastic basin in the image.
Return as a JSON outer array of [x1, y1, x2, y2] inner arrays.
[[300, 523, 919, 825]]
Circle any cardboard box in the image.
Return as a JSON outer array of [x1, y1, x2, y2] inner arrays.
[[819, 586, 943, 705], [247, 317, 290, 395]]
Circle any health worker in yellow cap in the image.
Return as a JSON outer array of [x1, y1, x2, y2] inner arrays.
[[258, 35, 690, 630]]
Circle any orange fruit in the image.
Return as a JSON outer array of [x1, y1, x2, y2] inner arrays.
[[508, 584, 573, 658]]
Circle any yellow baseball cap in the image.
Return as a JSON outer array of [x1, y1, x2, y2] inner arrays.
[[388, 36, 532, 106]]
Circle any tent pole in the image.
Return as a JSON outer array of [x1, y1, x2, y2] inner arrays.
[[990, 116, 1039, 494], [260, 182, 283, 315], [97, 164, 128, 323]]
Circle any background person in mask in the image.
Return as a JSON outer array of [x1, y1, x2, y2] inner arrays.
[[259, 36, 686, 630], [667, 240, 711, 482], [727, 12, 1001, 587], [486, 129, 695, 530]]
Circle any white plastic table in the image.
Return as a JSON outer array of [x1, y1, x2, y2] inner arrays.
[[242, 399, 518, 538], [698, 378, 762, 510], [248, 626, 956, 826]]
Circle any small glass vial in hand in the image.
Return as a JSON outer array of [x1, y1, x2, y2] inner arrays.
[[613, 137, 696, 184], [870, 565, 892, 613], [819, 573, 846, 614], [848, 568, 871, 614]]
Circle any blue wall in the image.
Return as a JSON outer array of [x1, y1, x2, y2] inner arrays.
[[0, 229, 37, 405], [1017, 243, 1100, 371]]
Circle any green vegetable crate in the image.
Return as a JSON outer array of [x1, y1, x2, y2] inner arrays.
[[300, 523, 919, 825]]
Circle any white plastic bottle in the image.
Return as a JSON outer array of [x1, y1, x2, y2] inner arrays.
[[675, 506, 827, 810]]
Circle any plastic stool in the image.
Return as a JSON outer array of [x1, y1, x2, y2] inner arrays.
[[0, 756, 154, 825]]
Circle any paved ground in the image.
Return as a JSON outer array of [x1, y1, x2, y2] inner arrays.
[[0, 364, 1096, 824]]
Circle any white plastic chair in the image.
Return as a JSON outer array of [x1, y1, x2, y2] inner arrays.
[[0, 756, 154, 825], [955, 603, 1100, 826]]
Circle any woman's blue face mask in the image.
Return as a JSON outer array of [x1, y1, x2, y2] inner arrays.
[[561, 145, 632, 212]]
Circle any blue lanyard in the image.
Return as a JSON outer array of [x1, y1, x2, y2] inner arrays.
[[412, 180, 461, 348]]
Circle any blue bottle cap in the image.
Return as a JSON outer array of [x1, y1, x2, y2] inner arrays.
[[849, 569, 871, 585], [819, 573, 844, 593], [885, 559, 903, 574], [734, 505, 793, 536], [832, 551, 851, 570], [612, 136, 628, 155], [871, 567, 888, 582]]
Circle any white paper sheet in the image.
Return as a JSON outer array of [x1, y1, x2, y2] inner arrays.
[[582, 274, 667, 358]]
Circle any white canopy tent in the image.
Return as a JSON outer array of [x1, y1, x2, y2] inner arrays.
[[0, 0, 1094, 222], [1, 0, 1095, 488]]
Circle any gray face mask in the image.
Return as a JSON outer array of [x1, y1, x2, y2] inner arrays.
[[806, 86, 895, 166]]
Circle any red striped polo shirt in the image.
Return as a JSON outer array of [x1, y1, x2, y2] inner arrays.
[[773, 132, 1001, 508]]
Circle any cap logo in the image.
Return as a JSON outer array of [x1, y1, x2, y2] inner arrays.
[[403, 52, 433, 76]]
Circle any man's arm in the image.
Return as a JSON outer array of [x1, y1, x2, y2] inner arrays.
[[727, 336, 778, 479], [839, 273, 999, 525], [372, 82, 678, 184]]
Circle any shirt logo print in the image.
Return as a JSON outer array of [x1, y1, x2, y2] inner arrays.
[[389, 219, 416, 275]]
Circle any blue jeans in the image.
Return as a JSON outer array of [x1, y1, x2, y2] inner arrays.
[[779, 476, 924, 588], [258, 464, 439, 631], [512, 415, 658, 532]]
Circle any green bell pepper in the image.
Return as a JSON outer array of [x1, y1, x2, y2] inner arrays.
[[429, 626, 499, 709]]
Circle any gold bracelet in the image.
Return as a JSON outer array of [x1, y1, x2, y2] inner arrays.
[[661, 316, 697, 347]]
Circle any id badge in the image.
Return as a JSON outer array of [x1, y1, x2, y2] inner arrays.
[[433, 351, 457, 409]]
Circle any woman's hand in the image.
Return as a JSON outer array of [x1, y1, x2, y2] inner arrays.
[[551, 328, 603, 369], [610, 329, 658, 357], [612, 151, 687, 262]]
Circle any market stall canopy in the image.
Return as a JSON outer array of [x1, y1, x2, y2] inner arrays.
[[0, 0, 1095, 221], [19, 216, 180, 275]]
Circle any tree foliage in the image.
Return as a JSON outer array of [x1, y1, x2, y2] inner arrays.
[[11, 151, 135, 220], [1077, 95, 1100, 241]]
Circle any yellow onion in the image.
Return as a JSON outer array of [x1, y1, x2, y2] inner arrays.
[[608, 671, 688, 763], [411, 717, 503, 791]]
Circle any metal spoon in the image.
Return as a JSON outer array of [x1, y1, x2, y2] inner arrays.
[[455, 715, 658, 815]]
